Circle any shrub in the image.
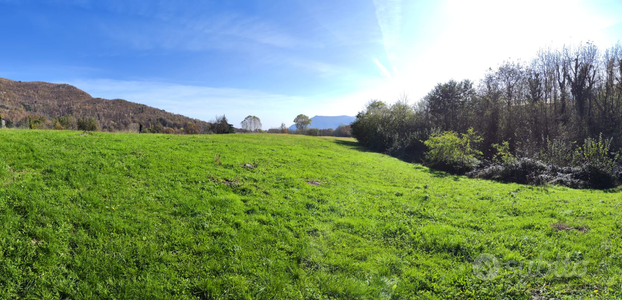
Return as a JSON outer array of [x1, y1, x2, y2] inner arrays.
[[424, 128, 482, 174], [57, 116, 76, 130], [575, 164, 617, 189], [334, 125, 352, 137], [77, 117, 99, 131], [351, 100, 428, 159], [470, 157, 619, 189], [570, 135, 619, 189], [572, 134, 618, 171], [538, 138, 574, 167], [29, 116, 46, 129], [185, 122, 199, 135], [492, 141, 515, 163], [306, 128, 319, 136], [469, 158, 548, 185]]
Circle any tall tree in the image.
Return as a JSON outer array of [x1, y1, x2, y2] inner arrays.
[[241, 115, 262, 132], [211, 115, 235, 134], [293, 114, 312, 133], [566, 42, 598, 136], [424, 80, 474, 132]]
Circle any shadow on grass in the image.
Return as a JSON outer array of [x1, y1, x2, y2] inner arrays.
[[334, 139, 621, 190], [332, 139, 370, 152], [603, 186, 622, 193], [333, 139, 462, 180], [428, 169, 462, 181]]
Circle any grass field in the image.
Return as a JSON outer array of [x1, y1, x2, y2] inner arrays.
[[0, 130, 621, 299]]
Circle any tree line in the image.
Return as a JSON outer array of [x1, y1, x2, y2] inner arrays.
[[263, 114, 352, 137], [352, 42, 622, 189]]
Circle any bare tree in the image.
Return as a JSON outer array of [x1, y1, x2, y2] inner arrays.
[[241, 115, 262, 132]]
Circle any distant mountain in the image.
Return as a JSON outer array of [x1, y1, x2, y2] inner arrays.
[[289, 115, 355, 132], [0, 77, 210, 133]]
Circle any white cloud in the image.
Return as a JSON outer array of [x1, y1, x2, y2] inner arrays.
[[285, 58, 348, 78], [373, 58, 393, 80], [100, 12, 322, 53], [373, 0, 402, 75]]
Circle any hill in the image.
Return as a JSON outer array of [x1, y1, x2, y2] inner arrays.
[[0, 77, 209, 132], [289, 115, 354, 132], [0, 130, 620, 299]]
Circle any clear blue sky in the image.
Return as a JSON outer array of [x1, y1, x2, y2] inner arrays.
[[1, 0, 621, 128]]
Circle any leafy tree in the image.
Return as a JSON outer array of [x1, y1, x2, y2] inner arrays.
[[293, 114, 311, 133], [211, 115, 235, 134], [185, 122, 199, 134], [334, 124, 352, 137], [306, 128, 319, 136], [351, 100, 428, 158], [424, 80, 474, 132]]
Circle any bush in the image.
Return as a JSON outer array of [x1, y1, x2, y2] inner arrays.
[[575, 164, 617, 189], [423, 128, 482, 174], [572, 134, 618, 171], [351, 100, 428, 159], [185, 122, 199, 135], [334, 125, 352, 137], [77, 117, 99, 131], [306, 128, 319, 136], [57, 116, 76, 130], [469, 157, 619, 189], [29, 116, 46, 129], [571, 135, 619, 189], [492, 141, 515, 163], [469, 158, 548, 185], [538, 138, 574, 167]]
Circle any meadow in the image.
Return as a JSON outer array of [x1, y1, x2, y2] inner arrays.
[[0, 130, 620, 299]]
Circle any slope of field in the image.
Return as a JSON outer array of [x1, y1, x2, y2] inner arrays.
[[0, 130, 620, 299]]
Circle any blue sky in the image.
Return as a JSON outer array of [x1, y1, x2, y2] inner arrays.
[[1, 0, 621, 128]]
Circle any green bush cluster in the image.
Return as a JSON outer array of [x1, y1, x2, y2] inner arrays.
[[349, 42, 622, 189], [424, 128, 483, 174], [77, 117, 99, 131], [351, 104, 621, 188], [351, 100, 428, 160]]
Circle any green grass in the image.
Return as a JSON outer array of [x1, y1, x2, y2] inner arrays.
[[0, 130, 621, 299]]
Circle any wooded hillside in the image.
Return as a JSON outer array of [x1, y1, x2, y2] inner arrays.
[[0, 78, 210, 133]]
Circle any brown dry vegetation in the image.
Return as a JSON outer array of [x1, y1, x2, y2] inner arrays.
[[0, 77, 210, 133]]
